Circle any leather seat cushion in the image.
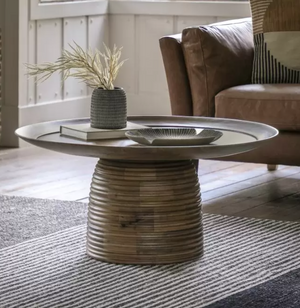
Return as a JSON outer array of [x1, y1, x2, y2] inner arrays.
[[215, 84, 300, 131]]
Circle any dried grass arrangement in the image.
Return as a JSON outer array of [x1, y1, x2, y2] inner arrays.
[[26, 43, 126, 90]]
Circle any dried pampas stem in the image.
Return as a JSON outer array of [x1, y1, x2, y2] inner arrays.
[[25, 42, 126, 90]]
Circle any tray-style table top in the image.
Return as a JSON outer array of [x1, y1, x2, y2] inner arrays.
[[15, 116, 278, 160]]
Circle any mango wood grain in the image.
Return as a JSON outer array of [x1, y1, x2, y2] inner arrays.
[[87, 159, 203, 264]]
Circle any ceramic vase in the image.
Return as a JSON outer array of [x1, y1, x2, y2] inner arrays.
[[90, 87, 127, 129]]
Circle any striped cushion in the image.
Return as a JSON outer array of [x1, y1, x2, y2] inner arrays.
[[250, 0, 300, 84]]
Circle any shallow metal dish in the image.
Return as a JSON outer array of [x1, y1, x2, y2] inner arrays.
[[125, 128, 223, 146]]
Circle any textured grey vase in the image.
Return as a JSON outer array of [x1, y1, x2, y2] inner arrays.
[[90, 87, 127, 129]]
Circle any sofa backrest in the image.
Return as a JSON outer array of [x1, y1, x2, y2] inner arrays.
[[182, 18, 254, 116]]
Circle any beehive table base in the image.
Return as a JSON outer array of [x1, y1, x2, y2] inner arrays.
[[87, 159, 203, 265]]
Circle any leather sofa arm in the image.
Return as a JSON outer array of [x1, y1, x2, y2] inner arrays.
[[182, 18, 254, 117], [159, 34, 193, 116]]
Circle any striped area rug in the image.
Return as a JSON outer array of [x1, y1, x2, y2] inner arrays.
[[1, 196, 300, 307]]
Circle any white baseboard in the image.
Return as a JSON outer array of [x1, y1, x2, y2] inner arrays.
[[19, 97, 91, 127]]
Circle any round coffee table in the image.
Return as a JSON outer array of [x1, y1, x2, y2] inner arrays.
[[16, 116, 278, 265]]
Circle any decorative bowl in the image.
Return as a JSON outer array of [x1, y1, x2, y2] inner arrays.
[[125, 127, 223, 146]]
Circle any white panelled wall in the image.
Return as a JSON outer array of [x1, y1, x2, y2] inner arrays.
[[0, 0, 251, 146]]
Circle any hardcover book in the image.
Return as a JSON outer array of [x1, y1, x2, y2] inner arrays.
[[60, 121, 147, 141]]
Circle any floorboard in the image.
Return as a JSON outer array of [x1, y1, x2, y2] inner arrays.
[[1, 146, 300, 222]]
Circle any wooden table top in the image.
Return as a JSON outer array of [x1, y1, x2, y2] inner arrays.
[[15, 116, 278, 160]]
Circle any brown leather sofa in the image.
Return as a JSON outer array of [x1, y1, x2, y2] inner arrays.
[[160, 18, 300, 168]]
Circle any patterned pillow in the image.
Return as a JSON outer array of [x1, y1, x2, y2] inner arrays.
[[250, 0, 300, 84]]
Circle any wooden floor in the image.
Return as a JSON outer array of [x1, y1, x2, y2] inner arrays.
[[1, 146, 300, 222]]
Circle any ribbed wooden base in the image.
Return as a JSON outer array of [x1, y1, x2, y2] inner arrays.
[[87, 159, 203, 264]]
